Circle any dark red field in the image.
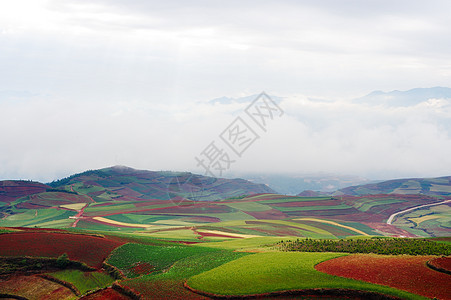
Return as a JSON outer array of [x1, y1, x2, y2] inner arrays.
[[271, 200, 342, 207], [0, 231, 124, 268], [428, 256, 451, 273], [244, 209, 288, 219], [316, 254, 451, 300], [123, 279, 208, 300], [0, 181, 49, 204]]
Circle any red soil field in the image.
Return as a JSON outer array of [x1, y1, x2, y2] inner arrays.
[[428, 256, 451, 273], [134, 200, 176, 207], [124, 279, 209, 300], [365, 222, 417, 237], [80, 288, 131, 300], [244, 209, 288, 220], [284, 208, 360, 218], [316, 254, 451, 300], [15, 202, 50, 209], [0, 274, 75, 300], [0, 181, 49, 203], [113, 187, 144, 198], [270, 200, 342, 207], [0, 232, 124, 269], [181, 216, 221, 223], [142, 203, 233, 214], [87, 191, 104, 196], [131, 262, 155, 275]]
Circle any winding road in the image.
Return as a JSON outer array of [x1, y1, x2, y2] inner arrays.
[[386, 199, 451, 225]]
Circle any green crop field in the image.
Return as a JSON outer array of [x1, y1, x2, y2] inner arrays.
[[0, 208, 74, 228], [107, 243, 223, 278], [46, 269, 114, 295], [187, 252, 425, 299]]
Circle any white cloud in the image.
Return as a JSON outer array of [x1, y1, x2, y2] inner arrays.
[[1, 1, 451, 181]]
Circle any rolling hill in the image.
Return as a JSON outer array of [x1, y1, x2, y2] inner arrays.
[[49, 166, 275, 202], [337, 176, 451, 196]]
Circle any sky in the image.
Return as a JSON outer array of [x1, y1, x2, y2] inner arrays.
[[1, 0, 451, 182]]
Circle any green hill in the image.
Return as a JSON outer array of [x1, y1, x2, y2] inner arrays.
[[338, 176, 451, 196]]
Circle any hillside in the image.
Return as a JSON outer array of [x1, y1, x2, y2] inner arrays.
[[338, 176, 451, 196], [49, 166, 275, 202], [0, 180, 50, 204]]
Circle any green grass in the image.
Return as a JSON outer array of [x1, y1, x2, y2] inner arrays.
[[129, 249, 249, 284], [47, 269, 114, 294], [187, 252, 425, 299], [224, 202, 272, 212], [0, 208, 73, 227], [197, 236, 293, 250], [354, 199, 405, 212], [107, 243, 223, 278], [85, 203, 136, 213]]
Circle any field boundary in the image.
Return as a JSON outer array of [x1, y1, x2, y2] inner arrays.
[[426, 258, 451, 275], [37, 274, 81, 296], [0, 293, 28, 300], [183, 282, 403, 300]]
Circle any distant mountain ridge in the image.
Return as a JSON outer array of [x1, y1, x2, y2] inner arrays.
[[337, 175, 451, 196], [354, 87, 451, 106]]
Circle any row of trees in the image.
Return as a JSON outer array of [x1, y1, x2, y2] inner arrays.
[[278, 238, 451, 256]]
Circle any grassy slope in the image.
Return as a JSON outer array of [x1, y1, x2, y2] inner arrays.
[[47, 269, 114, 294], [187, 252, 425, 299]]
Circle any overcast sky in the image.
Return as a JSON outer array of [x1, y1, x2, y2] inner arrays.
[[1, 0, 451, 182]]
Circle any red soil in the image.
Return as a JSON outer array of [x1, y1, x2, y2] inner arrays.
[[316, 254, 451, 300], [149, 203, 232, 214], [0, 181, 49, 203], [428, 256, 451, 273], [365, 222, 417, 237], [131, 262, 155, 275], [181, 216, 221, 223], [0, 232, 124, 269], [113, 187, 143, 198], [134, 200, 176, 207], [270, 200, 342, 207], [124, 279, 208, 300], [80, 288, 131, 300], [15, 202, 50, 209], [244, 209, 288, 220]]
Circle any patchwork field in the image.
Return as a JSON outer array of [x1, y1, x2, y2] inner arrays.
[[0, 168, 450, 299], [315, 254, 451, 299], [0, 230, 124, 268], [186, 252, 423, 299], [1, 228, 450, 299]]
